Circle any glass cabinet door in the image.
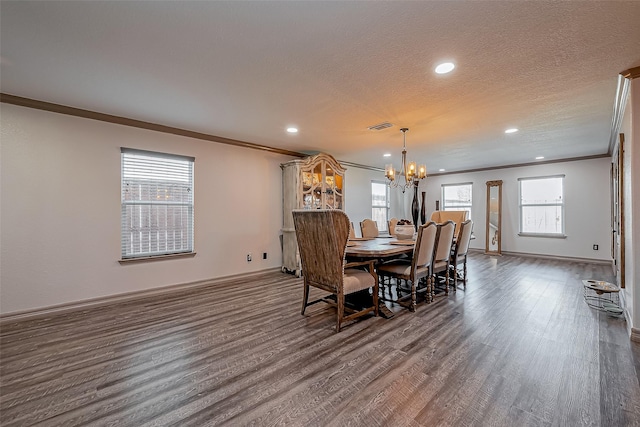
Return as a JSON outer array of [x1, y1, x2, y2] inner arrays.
[[323, 162, 343, 209], [301, 163, 322, 209], [299, 155, 344, 210]]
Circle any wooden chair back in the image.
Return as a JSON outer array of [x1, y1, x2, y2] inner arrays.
[[360, 219, 379, 238], [293, 209, 349, 294], [388, 217, 399, 236], [430, 210, 469, 240]]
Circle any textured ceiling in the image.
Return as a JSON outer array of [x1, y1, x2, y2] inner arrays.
[[2, 1, 640, 173]]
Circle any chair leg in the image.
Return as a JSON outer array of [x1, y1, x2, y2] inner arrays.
[[410, 280, 417, 312], [430, 274, 435, 301], [301, 282, 309, 315], [463, 259, 468, 288], [451, 265, 456, 292], [444, 269, 449, 295], [453, 263, 458, 289], [373, 279, 379, 317], [336, 293, 345, 332]]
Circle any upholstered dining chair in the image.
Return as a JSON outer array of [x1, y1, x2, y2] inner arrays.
[[450, 219, 474, 289], [360, 218, 379, 238], [292, 209, 378, 332], [349, 221, 356, 239], [388, 218, 399, 236], [431, 220, 456, 298], [376, 221, 438, 312]]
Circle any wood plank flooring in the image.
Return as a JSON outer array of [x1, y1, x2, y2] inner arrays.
[[1, 254, 640, 426]]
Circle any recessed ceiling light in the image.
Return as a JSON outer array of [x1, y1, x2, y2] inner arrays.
[[383, 153, 391, 157], [435, 62, 455, 74], [535, 156, 545, 160], [439, 169, 445, 172], [505, 128, 519, 134], [286, 127, 298, 133]]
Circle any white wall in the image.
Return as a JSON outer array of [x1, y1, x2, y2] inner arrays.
[[415, 158, 612, 260], [0, 104, 291, 314], [624, 79, 640, 329], [0, 102, 617, 315], [343, 166, 408, 236]]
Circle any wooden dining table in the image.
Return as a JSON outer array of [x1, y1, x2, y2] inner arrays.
[[345, 236, 414, 261]]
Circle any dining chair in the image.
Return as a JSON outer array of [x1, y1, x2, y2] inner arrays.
[[376, 221, 438, 312], [349, 221, 356, 239], [450, 219, 473, 289], [292, 209, 378, 332], [360, 219, 379, 238], [388, 217, 399, 236], [431, 220, 456, 298]]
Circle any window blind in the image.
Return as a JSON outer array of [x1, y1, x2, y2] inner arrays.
[[121, 148, 194, 259]]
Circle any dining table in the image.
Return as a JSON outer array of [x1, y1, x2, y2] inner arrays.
[[345, 236, 415, 318], [345, 236, 414, 261]]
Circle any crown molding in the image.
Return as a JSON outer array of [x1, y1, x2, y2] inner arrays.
[[426, 154, 609, 177], [0, 93, 306, 158], [620, 66, 640, 79], [608, 74, 631, 155]]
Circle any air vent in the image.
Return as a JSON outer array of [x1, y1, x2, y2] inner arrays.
[[367, 122, 393, 131]]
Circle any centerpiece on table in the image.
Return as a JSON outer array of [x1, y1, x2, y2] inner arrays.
[[394, 219, 414, 240]]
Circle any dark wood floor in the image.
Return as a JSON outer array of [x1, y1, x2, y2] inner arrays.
[[1, 253, 639, 426]]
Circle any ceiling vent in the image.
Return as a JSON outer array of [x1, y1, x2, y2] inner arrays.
[[367, 122, 393, 131]]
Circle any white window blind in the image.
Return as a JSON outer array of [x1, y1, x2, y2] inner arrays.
[[121, 148, 194, 259]]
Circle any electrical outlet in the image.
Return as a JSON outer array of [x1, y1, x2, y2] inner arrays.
[[263, 252, 267, 260], [593, 244, 599, 250], [247, 253, 252, 262]]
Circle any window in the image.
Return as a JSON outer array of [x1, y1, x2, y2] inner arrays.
[[121, 148, 194, 259], [371, 181, 389, 232], [441, 183, 472, 217], [519, 175, 564, 236]]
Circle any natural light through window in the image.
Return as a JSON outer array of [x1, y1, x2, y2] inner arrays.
[[371, 181, 389, 232], [121, 148, 195, 259], [441, 183, 472, 217], [519, 175, 564, 236]]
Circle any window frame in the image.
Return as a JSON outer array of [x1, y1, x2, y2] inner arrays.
[[441, 182, 473, 218], [120, 148, 195, 262], [371, 180, 390, 232], [518, 174, 566, 238]]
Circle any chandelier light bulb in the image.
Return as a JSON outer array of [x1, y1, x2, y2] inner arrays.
[[384, 127, 426, 192]]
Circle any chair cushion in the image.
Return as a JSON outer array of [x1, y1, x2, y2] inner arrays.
[[377, 262, 412, 277], [343, 268, 376, 294], [378, 261, 430, 280]]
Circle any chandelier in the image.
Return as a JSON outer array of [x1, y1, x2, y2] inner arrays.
[[384, 128, 426, 192]]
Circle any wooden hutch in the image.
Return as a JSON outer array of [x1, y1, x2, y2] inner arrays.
[[281, 153, 345, 276]]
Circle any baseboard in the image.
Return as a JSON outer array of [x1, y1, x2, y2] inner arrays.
[[0, 267, 282, 323], [500, 250, 611, 265], [619, 290, 633, 338]]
